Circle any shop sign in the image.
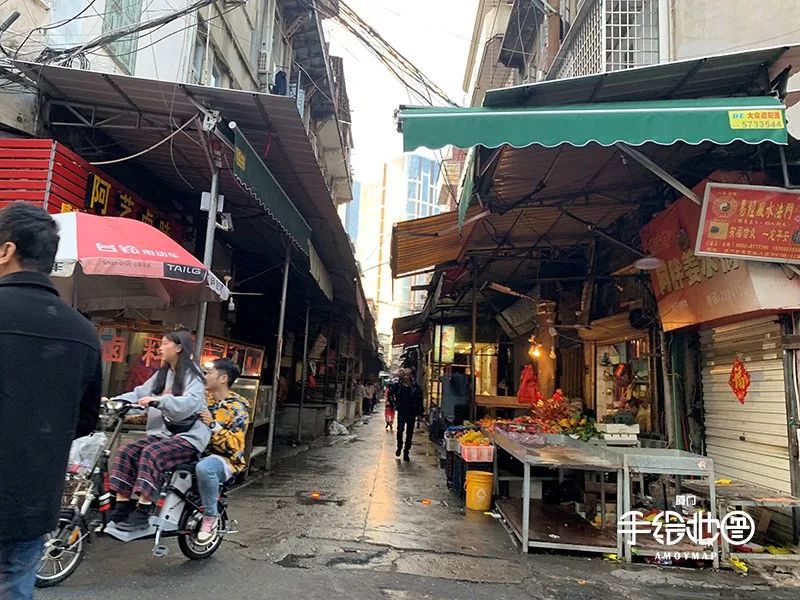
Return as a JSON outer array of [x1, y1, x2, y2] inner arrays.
[[696, 184, 800, 264], [101, 336, 127, 363], [433, 325, 455, 364], [729, 358, 751, 404], [83, 173, 180, 240], [641, 194, 800, 332]]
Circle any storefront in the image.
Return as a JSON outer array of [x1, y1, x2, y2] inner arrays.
[[641, 177, 800, 540], [578, 314, 654, 431]]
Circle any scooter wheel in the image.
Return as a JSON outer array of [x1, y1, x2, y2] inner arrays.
[[36, 513, 86, 588], [177, 505, 225, 560]]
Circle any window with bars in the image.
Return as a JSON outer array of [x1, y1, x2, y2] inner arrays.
[[103, 0, 143, 73], [552, 0, 659, 79], [605, 0, 659, 71]]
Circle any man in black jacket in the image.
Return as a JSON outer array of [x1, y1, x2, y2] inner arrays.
[[0, 203, 101, 600], [394, 368, 423, 461]]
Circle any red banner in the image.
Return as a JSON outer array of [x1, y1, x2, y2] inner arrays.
[[696, 183, 800, 263]]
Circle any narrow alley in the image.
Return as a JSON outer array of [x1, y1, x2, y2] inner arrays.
[[39, 415, 800, 600]]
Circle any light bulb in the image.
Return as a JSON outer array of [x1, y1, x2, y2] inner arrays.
[[549, 347, 556, 360], [532, 347, 541, 358]]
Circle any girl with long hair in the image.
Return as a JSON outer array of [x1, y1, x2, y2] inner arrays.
[[107, 330, 209, 530]]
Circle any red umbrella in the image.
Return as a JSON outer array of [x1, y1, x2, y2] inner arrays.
[[51, 212, 229, 312]]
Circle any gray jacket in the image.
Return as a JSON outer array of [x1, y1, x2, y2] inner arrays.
[[117, 370, 210, 452]]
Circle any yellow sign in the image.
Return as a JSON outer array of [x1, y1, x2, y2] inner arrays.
[[728, 110, 784, 130], [234, 147, 246, 170]]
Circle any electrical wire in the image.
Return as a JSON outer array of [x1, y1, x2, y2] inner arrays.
[[88, 114, 198, 165]]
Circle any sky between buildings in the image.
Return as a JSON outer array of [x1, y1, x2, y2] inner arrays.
[[324, 0, 479, 181]]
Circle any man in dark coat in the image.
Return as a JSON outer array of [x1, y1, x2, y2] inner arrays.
[[0, 203, 101, 600], [394, 368, 423, 461]]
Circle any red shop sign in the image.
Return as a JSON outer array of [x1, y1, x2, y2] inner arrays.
[[0, 138, 182, 241], [696, 183, 800, 264]]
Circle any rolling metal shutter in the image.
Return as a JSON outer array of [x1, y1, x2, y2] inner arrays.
[[700, 317, 792, 494]]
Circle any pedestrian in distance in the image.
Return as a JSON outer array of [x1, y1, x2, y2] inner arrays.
[[0, 203, 102, 600], [384, 391, 396, 431], [364, 379, 377, 414], [394, 368, 423, 461]]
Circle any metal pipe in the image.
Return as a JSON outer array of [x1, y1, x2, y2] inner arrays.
[[195, 163, 220, 352], [469, 265, 478, 421], [266, 241, 291, 470], [295, 298, 311, 444]]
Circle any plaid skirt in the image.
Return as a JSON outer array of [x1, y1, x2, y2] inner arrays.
[[109, 435, 198, 500]]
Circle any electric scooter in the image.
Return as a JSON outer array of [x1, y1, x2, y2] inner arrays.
[[36, 399, 238, 588]]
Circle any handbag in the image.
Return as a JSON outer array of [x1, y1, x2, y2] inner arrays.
[[162, 414, 199, 435]]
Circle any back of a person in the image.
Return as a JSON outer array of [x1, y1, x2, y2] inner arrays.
[[0, 203, 101, 553], [0, 270, 100, 541]]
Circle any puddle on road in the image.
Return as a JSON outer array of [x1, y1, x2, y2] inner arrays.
[[296, 490, 347, 506], [275, 553, 315, 569]]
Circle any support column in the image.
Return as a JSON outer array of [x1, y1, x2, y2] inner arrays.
[[470, 265, 478, 421], [196, 147, 221, 352], [295, 297, 311, 444], [266, 240, 291, 470]]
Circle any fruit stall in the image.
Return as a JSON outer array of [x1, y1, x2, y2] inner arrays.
[[442, 387, 721, 565]]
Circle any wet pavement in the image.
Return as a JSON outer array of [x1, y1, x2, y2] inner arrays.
[[39, 412, 800, 599]]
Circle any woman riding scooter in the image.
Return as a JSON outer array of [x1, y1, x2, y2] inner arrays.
[[108, 329, 208, 530]]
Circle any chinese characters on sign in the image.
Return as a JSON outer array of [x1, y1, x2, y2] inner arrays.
[[101, 336, 127, 363], [140, 335, 162, 368], [618, 508, 755, 548], [728, 110, 784, 130], [652, 250, 740, 302], [93, 242, 180, 259], [696, 183, 800, 264], [729, 358, 751, 405], [84, 173, 179, 240]]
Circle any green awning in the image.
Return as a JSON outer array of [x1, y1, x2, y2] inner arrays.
[[232, 127, 311, 254], [398, 97, 787, 152]]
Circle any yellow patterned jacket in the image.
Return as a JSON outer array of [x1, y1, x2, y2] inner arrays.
[[206, 390, 250, 474]]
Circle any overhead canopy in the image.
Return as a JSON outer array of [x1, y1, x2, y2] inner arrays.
[[13, 61, 361, 309], [398, 96, 787, 152], [391, 202, 635, 283], [391, 207, 483, 278], [485, 45, 796, 107]]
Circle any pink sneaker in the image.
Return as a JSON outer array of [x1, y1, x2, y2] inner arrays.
[[197, 515, 218, 544]]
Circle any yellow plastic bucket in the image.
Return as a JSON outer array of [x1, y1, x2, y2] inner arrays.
[[465, 470, 493, 511]]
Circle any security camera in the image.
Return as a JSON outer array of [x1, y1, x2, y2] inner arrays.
[[217, 212, 234, 232]]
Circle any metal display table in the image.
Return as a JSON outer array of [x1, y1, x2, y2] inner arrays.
[[616, 448, 719, 568], [486, 429, 624, 557], [682, 479, 800, 563]]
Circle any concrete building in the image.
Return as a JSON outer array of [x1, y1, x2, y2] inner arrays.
[[464, 0, 800, 92], [0, 0, 353, 205], [354, 153, 442, 360]]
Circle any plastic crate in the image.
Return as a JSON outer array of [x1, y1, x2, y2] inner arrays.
[[445, 438, 460, 452], [460, 444, 495, 463]]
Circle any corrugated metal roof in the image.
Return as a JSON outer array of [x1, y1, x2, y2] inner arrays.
[[484, 45, 796, 108], [16, 62, 363, 310], [391, 207, 482, 278]]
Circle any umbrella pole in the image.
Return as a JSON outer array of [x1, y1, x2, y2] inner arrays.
[[295, 297, 311, 445], [195, 164, 221, 353], [266, 241, 291, 470]]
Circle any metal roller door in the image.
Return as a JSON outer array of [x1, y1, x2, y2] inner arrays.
[[700, 317, 792, 494]]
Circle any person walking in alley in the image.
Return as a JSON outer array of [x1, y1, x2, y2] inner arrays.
[[354, 376, 366, 416], [395, 368, 423, 461], [364, 379, 377, 414], [0, 203, 102, 600], [384, 391, 396, 431]]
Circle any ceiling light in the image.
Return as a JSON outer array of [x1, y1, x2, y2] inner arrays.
[[633, 256, 665, 271]]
